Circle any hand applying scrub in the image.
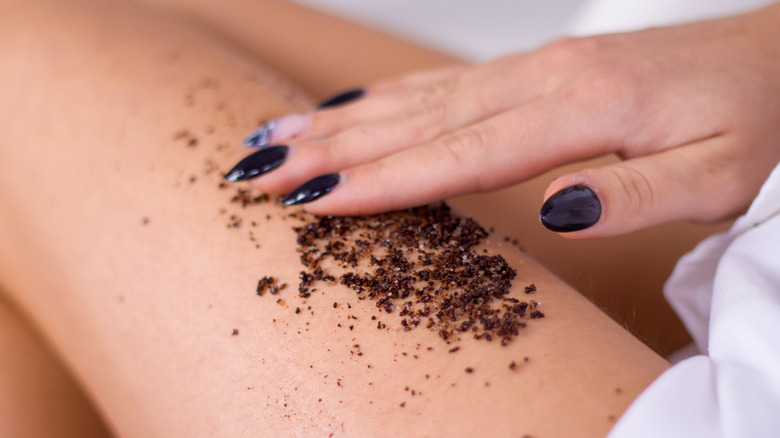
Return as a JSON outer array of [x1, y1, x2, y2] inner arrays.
[[226, 3, 780, 239]]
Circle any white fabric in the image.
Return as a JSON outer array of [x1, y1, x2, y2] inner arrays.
[[608, 162, 780, 437], [569, 0, 775, 36]]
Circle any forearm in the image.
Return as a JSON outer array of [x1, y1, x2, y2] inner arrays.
[[0, 0, 666, 436]]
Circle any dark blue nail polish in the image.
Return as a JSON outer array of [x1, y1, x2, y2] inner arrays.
[[224, 145, 288, 182], [282, 173, 340, 206], [317, 88, 365, 109], [243, 120, 276, 148], [539, 185, 601, 232]]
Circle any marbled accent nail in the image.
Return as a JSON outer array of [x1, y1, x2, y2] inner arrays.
[[317, 88, 365, 109], [539, 185, 601, 232], [243, 120, 276, 148], [282, 173, 341, 206], [243, 114, 312, 148], [224, 145, 288, 182]]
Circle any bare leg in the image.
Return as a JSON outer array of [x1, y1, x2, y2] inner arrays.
[[0, 293, 112, 437], [0, 0, 668, 436], [134, 0, 459, 100], [132, 0, 728, 355]]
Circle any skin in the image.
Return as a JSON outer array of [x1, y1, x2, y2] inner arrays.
[[133, 0, 456, 100], [0, 293, 112, 437], [136, 0, 731, 357], [0, 0, 672, 436], [242, 3, 780, 239]]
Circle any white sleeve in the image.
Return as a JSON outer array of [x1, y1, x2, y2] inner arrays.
[[609, 161, 780, 438]]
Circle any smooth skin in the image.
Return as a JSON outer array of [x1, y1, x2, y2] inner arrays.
[[242, 3, 780, 239], [0, 0, 670, 436], [136, 0, 734, 357]]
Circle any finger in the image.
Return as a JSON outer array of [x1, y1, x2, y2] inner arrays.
[[539, 134, 765, 239], [309, 58, 530, 139], [243, 65, 469, 148], [303, 66, 478, 138], [369, 64, 469, 95], [280, 100, 615, 215], [246, 73, 548, 194], [249, 81, 569, 195]]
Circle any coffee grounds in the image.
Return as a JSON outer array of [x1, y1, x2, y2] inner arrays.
[[290, 203, 544, 346]]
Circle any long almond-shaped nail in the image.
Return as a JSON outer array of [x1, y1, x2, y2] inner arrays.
[[317, 88, 365, 109], [539, 185, 601, 232], [224, 145, 288, 182], [282, 173, 340, 206], [243, 114, 312, 148]]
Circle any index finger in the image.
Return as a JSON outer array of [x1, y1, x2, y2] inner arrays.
[[284, 97, 621, 215]]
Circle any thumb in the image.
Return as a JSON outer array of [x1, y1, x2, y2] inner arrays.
[[539, 136, 757, 239]]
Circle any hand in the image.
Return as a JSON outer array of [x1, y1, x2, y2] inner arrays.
[[228, 4, 780, 238]]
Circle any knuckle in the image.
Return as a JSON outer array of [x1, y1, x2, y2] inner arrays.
[[607, 165, 655, 217], [438, 127, 493, 190], [418, 98, 449, 125], [415, 75, 461, 102], [537, 36, 602, 65], [681, 143, 749, 221], [403, 99, 448, 142]]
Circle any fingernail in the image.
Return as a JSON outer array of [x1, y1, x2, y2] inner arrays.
[[539, 185, 601, 232], [243, 114, 312, 148], [282, 173, 341, 206], [317, 88, 365, 109], [224, 145, 288, 182]]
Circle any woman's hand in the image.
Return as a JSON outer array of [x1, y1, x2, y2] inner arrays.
[[228, 4, 780, 238]]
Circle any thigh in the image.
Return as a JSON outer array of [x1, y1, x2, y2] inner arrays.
[[0, 0, 667, 436], [0, 292, 112, 437], [133, 0, 460, 99], [133, 0, 727, 355]]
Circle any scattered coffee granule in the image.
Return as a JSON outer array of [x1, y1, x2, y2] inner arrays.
[[524, 284, 536, 294], [465, 367, 474, 373], [399, 402, 406, 408], [230, 188, 270, 208], [173, 129, 190, 140], [448, 346, 460, 353], [509, 361, 517, 370], [291, 203, 545, 346], [227, 214, 242, 229], [256, 276, 277, 296], [232, 329, 239, 336], [141, 217, 150, 226]]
